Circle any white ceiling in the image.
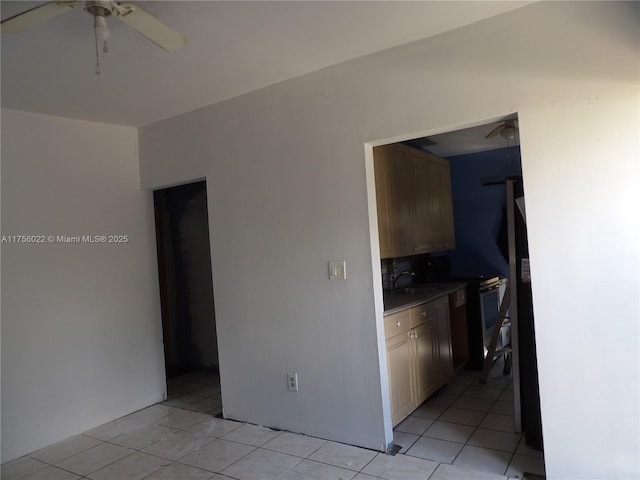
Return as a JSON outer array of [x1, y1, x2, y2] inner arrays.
[[1, 1, 532, 129], [412, 120, 520, 158]]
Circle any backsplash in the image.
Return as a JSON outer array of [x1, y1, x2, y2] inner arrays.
[[381, 253, 451, 290]]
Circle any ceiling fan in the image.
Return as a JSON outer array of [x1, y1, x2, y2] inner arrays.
[[1, 1, 187, 73], [485, 119, 519, 140]]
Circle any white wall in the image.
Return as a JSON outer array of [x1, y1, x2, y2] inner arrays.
[[140, 2, 640, 478], [0, 110, 165, 462]]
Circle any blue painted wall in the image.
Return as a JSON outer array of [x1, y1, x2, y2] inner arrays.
[[447, 146, 522, 278]]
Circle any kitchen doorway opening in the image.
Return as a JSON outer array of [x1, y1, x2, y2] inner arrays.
[[153, 180, 223, 416], [369, 115, 544, 456]]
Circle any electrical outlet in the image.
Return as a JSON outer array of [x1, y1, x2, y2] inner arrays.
[[287, 372, 299, 392]]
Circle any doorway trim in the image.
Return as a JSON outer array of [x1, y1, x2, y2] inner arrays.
[[363, 113, 530, 448]]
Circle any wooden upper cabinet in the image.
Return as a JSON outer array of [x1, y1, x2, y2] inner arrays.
[[427, 155, 456, 251], [440, 161, 456, 250], [410, 149, 437, 254], [373, 146, 395, 259], [373, 144, 413, 258], [373, 143, 455, 259], [389, 149, 414, 257]]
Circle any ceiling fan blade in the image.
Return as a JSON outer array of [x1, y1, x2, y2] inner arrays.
[[115, 2, 187, 52], [0, 1, 79, 34], [485, 125, 504, 139]]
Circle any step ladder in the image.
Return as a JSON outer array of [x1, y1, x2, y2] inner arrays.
[[479, 283, 512, 384]]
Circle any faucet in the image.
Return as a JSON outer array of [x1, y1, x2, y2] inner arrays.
[[392, 270, 415, 289]]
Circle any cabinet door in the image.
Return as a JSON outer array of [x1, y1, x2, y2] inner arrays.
[[412, 320, 439, 406], [434, 297, 454, 384], [439, 158, 456, 249], [387, 332, 415, 425], [373, 145, 413, 258], [373, 146, 395, 259], [387, 146, 414, 257], [428, 156, 456, 250], [410, 151, 437, 254]]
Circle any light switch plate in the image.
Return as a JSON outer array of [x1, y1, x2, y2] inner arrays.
[[329, 260, 346, 280]]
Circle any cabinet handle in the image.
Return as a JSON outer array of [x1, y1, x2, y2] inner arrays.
[[422, 311, 426, 317], [396, 321, 401, 327], [407, 331, 412, 338]]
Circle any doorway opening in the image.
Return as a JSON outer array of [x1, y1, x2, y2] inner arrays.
[[369, 115, 544, 474], [154, 180, 222, 416]]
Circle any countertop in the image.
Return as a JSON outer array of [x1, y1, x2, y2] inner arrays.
[[383, 282, 468, 316]]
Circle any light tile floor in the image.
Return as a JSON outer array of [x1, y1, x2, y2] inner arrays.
[[164, 370, 224, 416], [1, 363, 545, 480], [393, 358, 545, 479]]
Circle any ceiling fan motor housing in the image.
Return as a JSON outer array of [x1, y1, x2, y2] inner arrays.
[[85, 1, 114, 17]]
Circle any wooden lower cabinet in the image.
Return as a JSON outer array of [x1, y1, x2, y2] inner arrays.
[[385, 296, 454, 426], [434, 297, 454, 385], [386, 330, 415, 426], [412, 320, 438, 405]]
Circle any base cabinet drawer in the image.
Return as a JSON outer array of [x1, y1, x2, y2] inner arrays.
[[384, 309, 411, 340]]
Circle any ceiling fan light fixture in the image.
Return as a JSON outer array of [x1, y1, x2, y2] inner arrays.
[[94, 14, 109, 48], [93, 13, 110, 75]]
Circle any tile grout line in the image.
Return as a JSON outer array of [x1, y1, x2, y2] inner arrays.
[[56, 449, 141, 479], [448, 373, 512, 475], [111, 408, 360, 479], [180, 438, 259, 478], [356, 449, 380, 477], [396, 367, 517, 476], [26, 440, 137, 478], [16, 368, 527, 480]]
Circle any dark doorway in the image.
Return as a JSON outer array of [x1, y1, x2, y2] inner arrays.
[[154, 181, 218, 379]]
